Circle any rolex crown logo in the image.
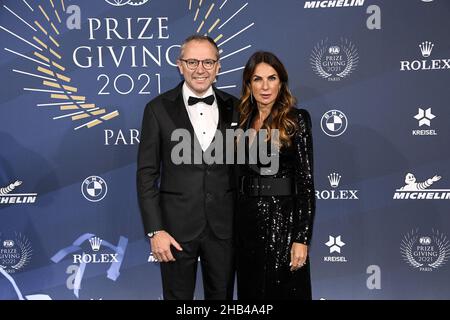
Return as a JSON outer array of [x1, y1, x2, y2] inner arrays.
[[419, 41, 434, 58], [89, 237, 102, 252], [328, 173, 342, 188]]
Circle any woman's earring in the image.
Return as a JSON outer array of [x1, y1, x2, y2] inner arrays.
[[250, 92, 254, 104]]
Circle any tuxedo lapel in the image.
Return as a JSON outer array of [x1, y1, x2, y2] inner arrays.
[[165, 91, 194, 135], [164, 82, 204, 166], [215, 87, 233, 133], [202, 87, 236, 167]]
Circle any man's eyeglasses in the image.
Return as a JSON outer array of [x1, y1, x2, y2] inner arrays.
[[179, 59, 218, 70]]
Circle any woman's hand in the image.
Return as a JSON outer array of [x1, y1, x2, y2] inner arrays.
[[290, 242, 308, 271]]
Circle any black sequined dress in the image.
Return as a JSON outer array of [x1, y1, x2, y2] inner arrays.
[[235, 108, 315, 300]]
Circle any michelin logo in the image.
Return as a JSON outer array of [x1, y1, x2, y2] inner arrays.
[[393, 173, 450, 200], [0, 180, 37, 205]]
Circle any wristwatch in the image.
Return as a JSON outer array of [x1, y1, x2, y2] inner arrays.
[[147, 230, 161, 238]]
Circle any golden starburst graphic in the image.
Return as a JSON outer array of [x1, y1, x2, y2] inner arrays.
[[189, 0, 254, 90], [1, 0, 254, 130], [1, 0, 119, 130]]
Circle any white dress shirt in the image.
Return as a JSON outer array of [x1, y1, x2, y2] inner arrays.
[[182, 82, 219, 152]]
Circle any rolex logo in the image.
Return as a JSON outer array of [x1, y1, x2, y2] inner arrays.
[[419, 41, 434, 58], [316, 172, 359, 200], [89, 237, 102, 252], [328, 173, 341, 188], [400, 41, 450, 71]]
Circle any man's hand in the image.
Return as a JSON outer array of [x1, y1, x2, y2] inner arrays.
[[150, 231, 183, 262]]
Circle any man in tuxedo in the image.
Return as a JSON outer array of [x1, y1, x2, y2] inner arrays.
[[137, 35, 238, 300]]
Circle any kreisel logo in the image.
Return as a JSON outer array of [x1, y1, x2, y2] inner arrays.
[[0, 180, 37, 205], [316, 172, 359, 200], [320, 110, 348, 137], [401, 229, 450, 272], [393, 173, 450, 200], [81, 176, 108, 202], [412, 108, 437, 136], [400, 41, 450, 71], [324, 235, 347, 262], [311, 38, 359, 81], [0, 232, 32, 273]]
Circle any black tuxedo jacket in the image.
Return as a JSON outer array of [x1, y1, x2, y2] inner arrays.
[[137, 82, 239, 242]]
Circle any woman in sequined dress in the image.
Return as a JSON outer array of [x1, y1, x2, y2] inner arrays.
[[235, 51, 315, 300]]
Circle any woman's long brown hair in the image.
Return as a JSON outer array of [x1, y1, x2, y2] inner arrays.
[[239, 51, 298, 147]]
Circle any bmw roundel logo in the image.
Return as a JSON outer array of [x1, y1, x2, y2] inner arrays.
[[81, 176, 108, 202], [320, 110, 348, 137]]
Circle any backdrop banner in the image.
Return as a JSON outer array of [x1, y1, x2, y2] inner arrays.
[[1, 0, 449, 300]]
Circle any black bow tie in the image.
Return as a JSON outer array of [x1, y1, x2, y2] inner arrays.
[[188, 95, 215, 106]]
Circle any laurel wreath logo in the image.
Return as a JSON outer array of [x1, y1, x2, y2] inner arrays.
[[310, 38, 359, 81], [429, 229, 450, 269], [0, 232, 32, 273], [310, 40, 332, 79], [400, 229, 422, 268], [337, 40, 358, 78], [401, 228, 450, 271]]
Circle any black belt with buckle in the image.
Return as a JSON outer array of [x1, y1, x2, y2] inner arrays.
[[239, 176, 297, 197]]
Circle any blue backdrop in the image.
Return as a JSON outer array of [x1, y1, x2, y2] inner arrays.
[[1, 0, 449, 300]]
